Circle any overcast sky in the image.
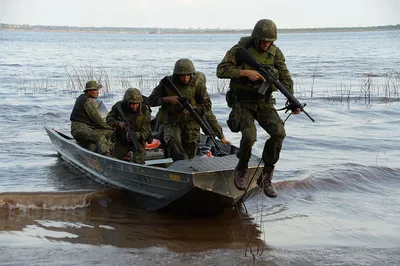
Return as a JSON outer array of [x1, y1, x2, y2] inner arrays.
[[1, 0, 399, 29]]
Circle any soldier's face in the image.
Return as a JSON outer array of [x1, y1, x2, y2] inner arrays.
[[87, 89, 99, 98], [179, 75, 191, 85], [129, 102, 140, 112], [259, 40, 273, 51]]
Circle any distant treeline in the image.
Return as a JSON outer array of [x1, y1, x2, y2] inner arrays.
[[1, 23, 399, 34]]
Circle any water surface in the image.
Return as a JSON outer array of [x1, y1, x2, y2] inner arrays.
[[1, 30, 400, 265]]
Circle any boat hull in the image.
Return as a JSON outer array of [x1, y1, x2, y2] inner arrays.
[[45, 126, 262, 213]]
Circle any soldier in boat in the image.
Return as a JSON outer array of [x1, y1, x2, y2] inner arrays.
[[147, 59, 212, 161], [106, 88, 152, 164], [70, 80, 113, 156]]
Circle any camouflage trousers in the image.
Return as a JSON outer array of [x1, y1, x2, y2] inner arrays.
[[71, 122, 113, 155], [111, 128, 146, 164], [162, 122, 200, 161], [228, 101, 286, 171]]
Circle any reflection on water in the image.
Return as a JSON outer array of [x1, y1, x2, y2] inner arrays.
[[0, 190, 264, 253]]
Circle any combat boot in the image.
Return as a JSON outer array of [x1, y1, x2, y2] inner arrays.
[[234, 165, 248, 191], [257, 165, 277, 198]]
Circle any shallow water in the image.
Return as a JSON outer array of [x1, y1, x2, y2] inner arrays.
[[1, 30, 400, 265]]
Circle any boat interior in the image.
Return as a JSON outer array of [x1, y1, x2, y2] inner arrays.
[[64, 99, 238, 168], [141, 118, 237, 168], [61, 116, 236, 169]]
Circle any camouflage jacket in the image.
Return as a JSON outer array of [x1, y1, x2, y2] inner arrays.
[[216, 36, 293, 100], [147, 75, 212, 124], [106, 101, 152, 143]]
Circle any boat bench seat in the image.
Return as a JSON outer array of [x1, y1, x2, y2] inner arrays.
[[143, 149, 165, 160], [143, 149, 174, 167], [145, 158, 174, 166]]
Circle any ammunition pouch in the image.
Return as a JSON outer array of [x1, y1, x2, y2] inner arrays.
[[227, 108, 241, 133]]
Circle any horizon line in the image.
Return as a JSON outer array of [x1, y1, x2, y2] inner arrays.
[[1, 22, 400, 31]]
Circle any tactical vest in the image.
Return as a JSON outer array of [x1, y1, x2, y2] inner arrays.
[[156, 75, 199, 123], [230, 39, 278, 100], [70, 94, 95, 125]]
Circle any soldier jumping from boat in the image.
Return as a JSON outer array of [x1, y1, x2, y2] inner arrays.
[[216, 19, 302, 197]]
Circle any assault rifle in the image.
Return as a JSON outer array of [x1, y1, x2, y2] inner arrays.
[[236, 47, 315, 122], [160, 76, 221, 152], [116, 103, 141, 162]]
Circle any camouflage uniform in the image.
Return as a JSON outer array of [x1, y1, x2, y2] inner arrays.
[[106, 88, 152, 164], [147, 59, 211, 161], [195, 71, 225, 141], [70, 80, 113, 155], [216, 19, 293, 197]]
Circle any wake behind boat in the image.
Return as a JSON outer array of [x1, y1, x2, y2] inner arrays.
[[44, 126, 262, 214]]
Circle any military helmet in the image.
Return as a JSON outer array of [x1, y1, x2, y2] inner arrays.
[[251, 19, 277, 42], [124, 88, 142, 104], [84, 80, 102, 91], [173, 58, 195, 75]]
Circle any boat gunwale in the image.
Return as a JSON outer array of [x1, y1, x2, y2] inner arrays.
[[45, 126, 261, 174]]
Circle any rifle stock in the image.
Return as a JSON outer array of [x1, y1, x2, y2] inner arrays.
[[116, 103, 141, 161], [160, 76, 221, 152], [237, 47, 315, 122]]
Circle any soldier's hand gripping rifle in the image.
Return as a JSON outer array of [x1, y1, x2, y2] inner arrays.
[[160, 76, 221, 153], [236, 47, 315, 122], [116, 103, 141, 162]]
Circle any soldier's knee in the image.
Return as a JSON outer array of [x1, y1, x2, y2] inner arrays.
[[242, 128, 257, 143], [276, 131, 286, 141], [273, 123, 286, 141]]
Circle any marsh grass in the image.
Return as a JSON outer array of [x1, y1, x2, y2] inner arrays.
[[17, 64, 400, 107], [294, 78, 309, 98], [310, 57, 319, 98], [321, 71, 400, 106], [18, 63, 174, 104], [63, 62, 112, 94]]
